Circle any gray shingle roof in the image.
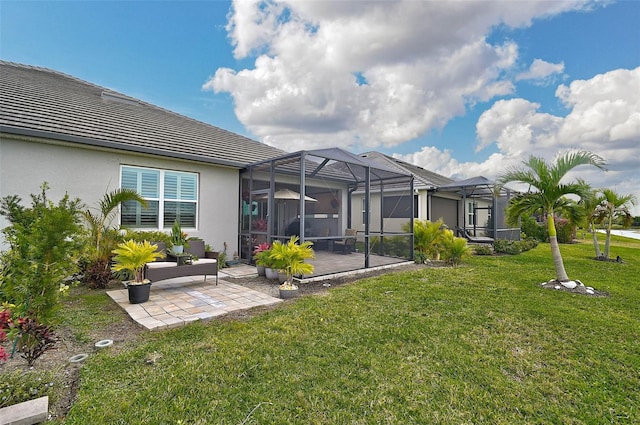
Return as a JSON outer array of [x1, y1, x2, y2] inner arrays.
[[0, 61, 285, 168], [359, 151, 454, 188]]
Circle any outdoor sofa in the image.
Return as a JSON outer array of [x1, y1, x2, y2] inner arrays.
[[145, 240, 218, 285]]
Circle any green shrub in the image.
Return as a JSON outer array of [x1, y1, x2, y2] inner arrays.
[[217, 251, 227, 269], [413, 250, 428, 264], [520, 238, 539, 251], [519, 216, 575, 245], [0, 183, 84, 324], [554, 218, 575, 243], [125, 230, 172, 245], [494, 238, 539, 255], [384, 235, 411, 258], [404, 219, 448, 259], [440, 230, 471, 265], [364, 236, 411, 258], [494, 240, 522, 255], [473, 245, 493, 255], [80, 189, 147, 289], [520, 215, 547, 242]]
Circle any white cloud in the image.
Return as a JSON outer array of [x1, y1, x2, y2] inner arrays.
[[516, 58, 565, 85], [396, 67, 640, 215], [205, 1, 639, 214], [205, 0, 594, 152]]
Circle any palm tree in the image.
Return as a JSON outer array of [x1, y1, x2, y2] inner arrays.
[[83, 188, 147, 255], [497, 150, 606, 282], [82, 189, 147, 288], [578, 189, 604, 258], [594, 189, 637, 259], [403, 218, 447, 260]]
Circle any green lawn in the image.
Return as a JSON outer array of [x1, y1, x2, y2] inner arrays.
[[64, 237, 639, 424]]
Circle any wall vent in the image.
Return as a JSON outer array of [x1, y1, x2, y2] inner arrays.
[[101, 91, 141, 106]]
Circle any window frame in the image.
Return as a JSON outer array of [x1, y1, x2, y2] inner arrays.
[[120, 165, 199, 230]]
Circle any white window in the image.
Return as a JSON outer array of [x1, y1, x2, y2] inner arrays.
[[468, 202, 475, 226], [120, 165, 198, 229]]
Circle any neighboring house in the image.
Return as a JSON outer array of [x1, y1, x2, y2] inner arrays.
[[0, 61, 285, 253], [354, 152, 517, 240]]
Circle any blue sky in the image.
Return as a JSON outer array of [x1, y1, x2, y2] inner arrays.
[[2, 0, 639, 213]]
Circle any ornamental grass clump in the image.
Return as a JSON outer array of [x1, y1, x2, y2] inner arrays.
[[268, 236, 315, 289], [405, 218, 448, 260], [111, 240, 164, 284]]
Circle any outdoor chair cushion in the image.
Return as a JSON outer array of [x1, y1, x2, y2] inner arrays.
[[333, 228, 357, 254]]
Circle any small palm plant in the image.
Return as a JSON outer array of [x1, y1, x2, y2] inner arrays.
[[440, 229, 471, 265], [269, 236, 315, 290], [111, 240, 164, 284], [405, 218, 447, 260]]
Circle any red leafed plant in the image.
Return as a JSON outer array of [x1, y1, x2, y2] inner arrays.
[[0, 309, 10, 362], [14, 316, 58, 367], [253, 242, 271, 256], [0, 308, 58, 366]]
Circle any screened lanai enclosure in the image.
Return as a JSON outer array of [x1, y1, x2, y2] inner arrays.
[[438, 176, 521, 241], [240, 148, 415, 277]]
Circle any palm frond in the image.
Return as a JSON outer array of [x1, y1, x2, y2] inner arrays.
[[552, 150, 606, 184]]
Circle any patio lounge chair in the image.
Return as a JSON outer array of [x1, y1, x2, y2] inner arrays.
[[145, 240, 218, 285], [456, 227, 494, 244], [333, 228, 357, 254]]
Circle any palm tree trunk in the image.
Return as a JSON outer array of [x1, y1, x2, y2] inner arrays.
[[590, 223, 601, 258], [548, 213, 570, 282], [604, 215, 612, 259]]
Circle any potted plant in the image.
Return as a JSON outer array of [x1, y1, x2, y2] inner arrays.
[[170, 219, 188, 254], [268, 236, 314, 298], [112, 240, 165, 304], [253, 242, 271, 276]]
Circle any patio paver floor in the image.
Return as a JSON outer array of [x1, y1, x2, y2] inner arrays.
[[107, 272, 281, 331], [108, 258, 413, 331]]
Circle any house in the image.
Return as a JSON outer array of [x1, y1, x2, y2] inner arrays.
[[0, 62, 415, 274], [1, 61, 516, 278], [354, 152, 519, 240], [0, 61, 285, 255]]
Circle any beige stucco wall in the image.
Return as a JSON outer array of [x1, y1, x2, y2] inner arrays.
[[351, 192, 413, 234], [0, 135, 240, 253]]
